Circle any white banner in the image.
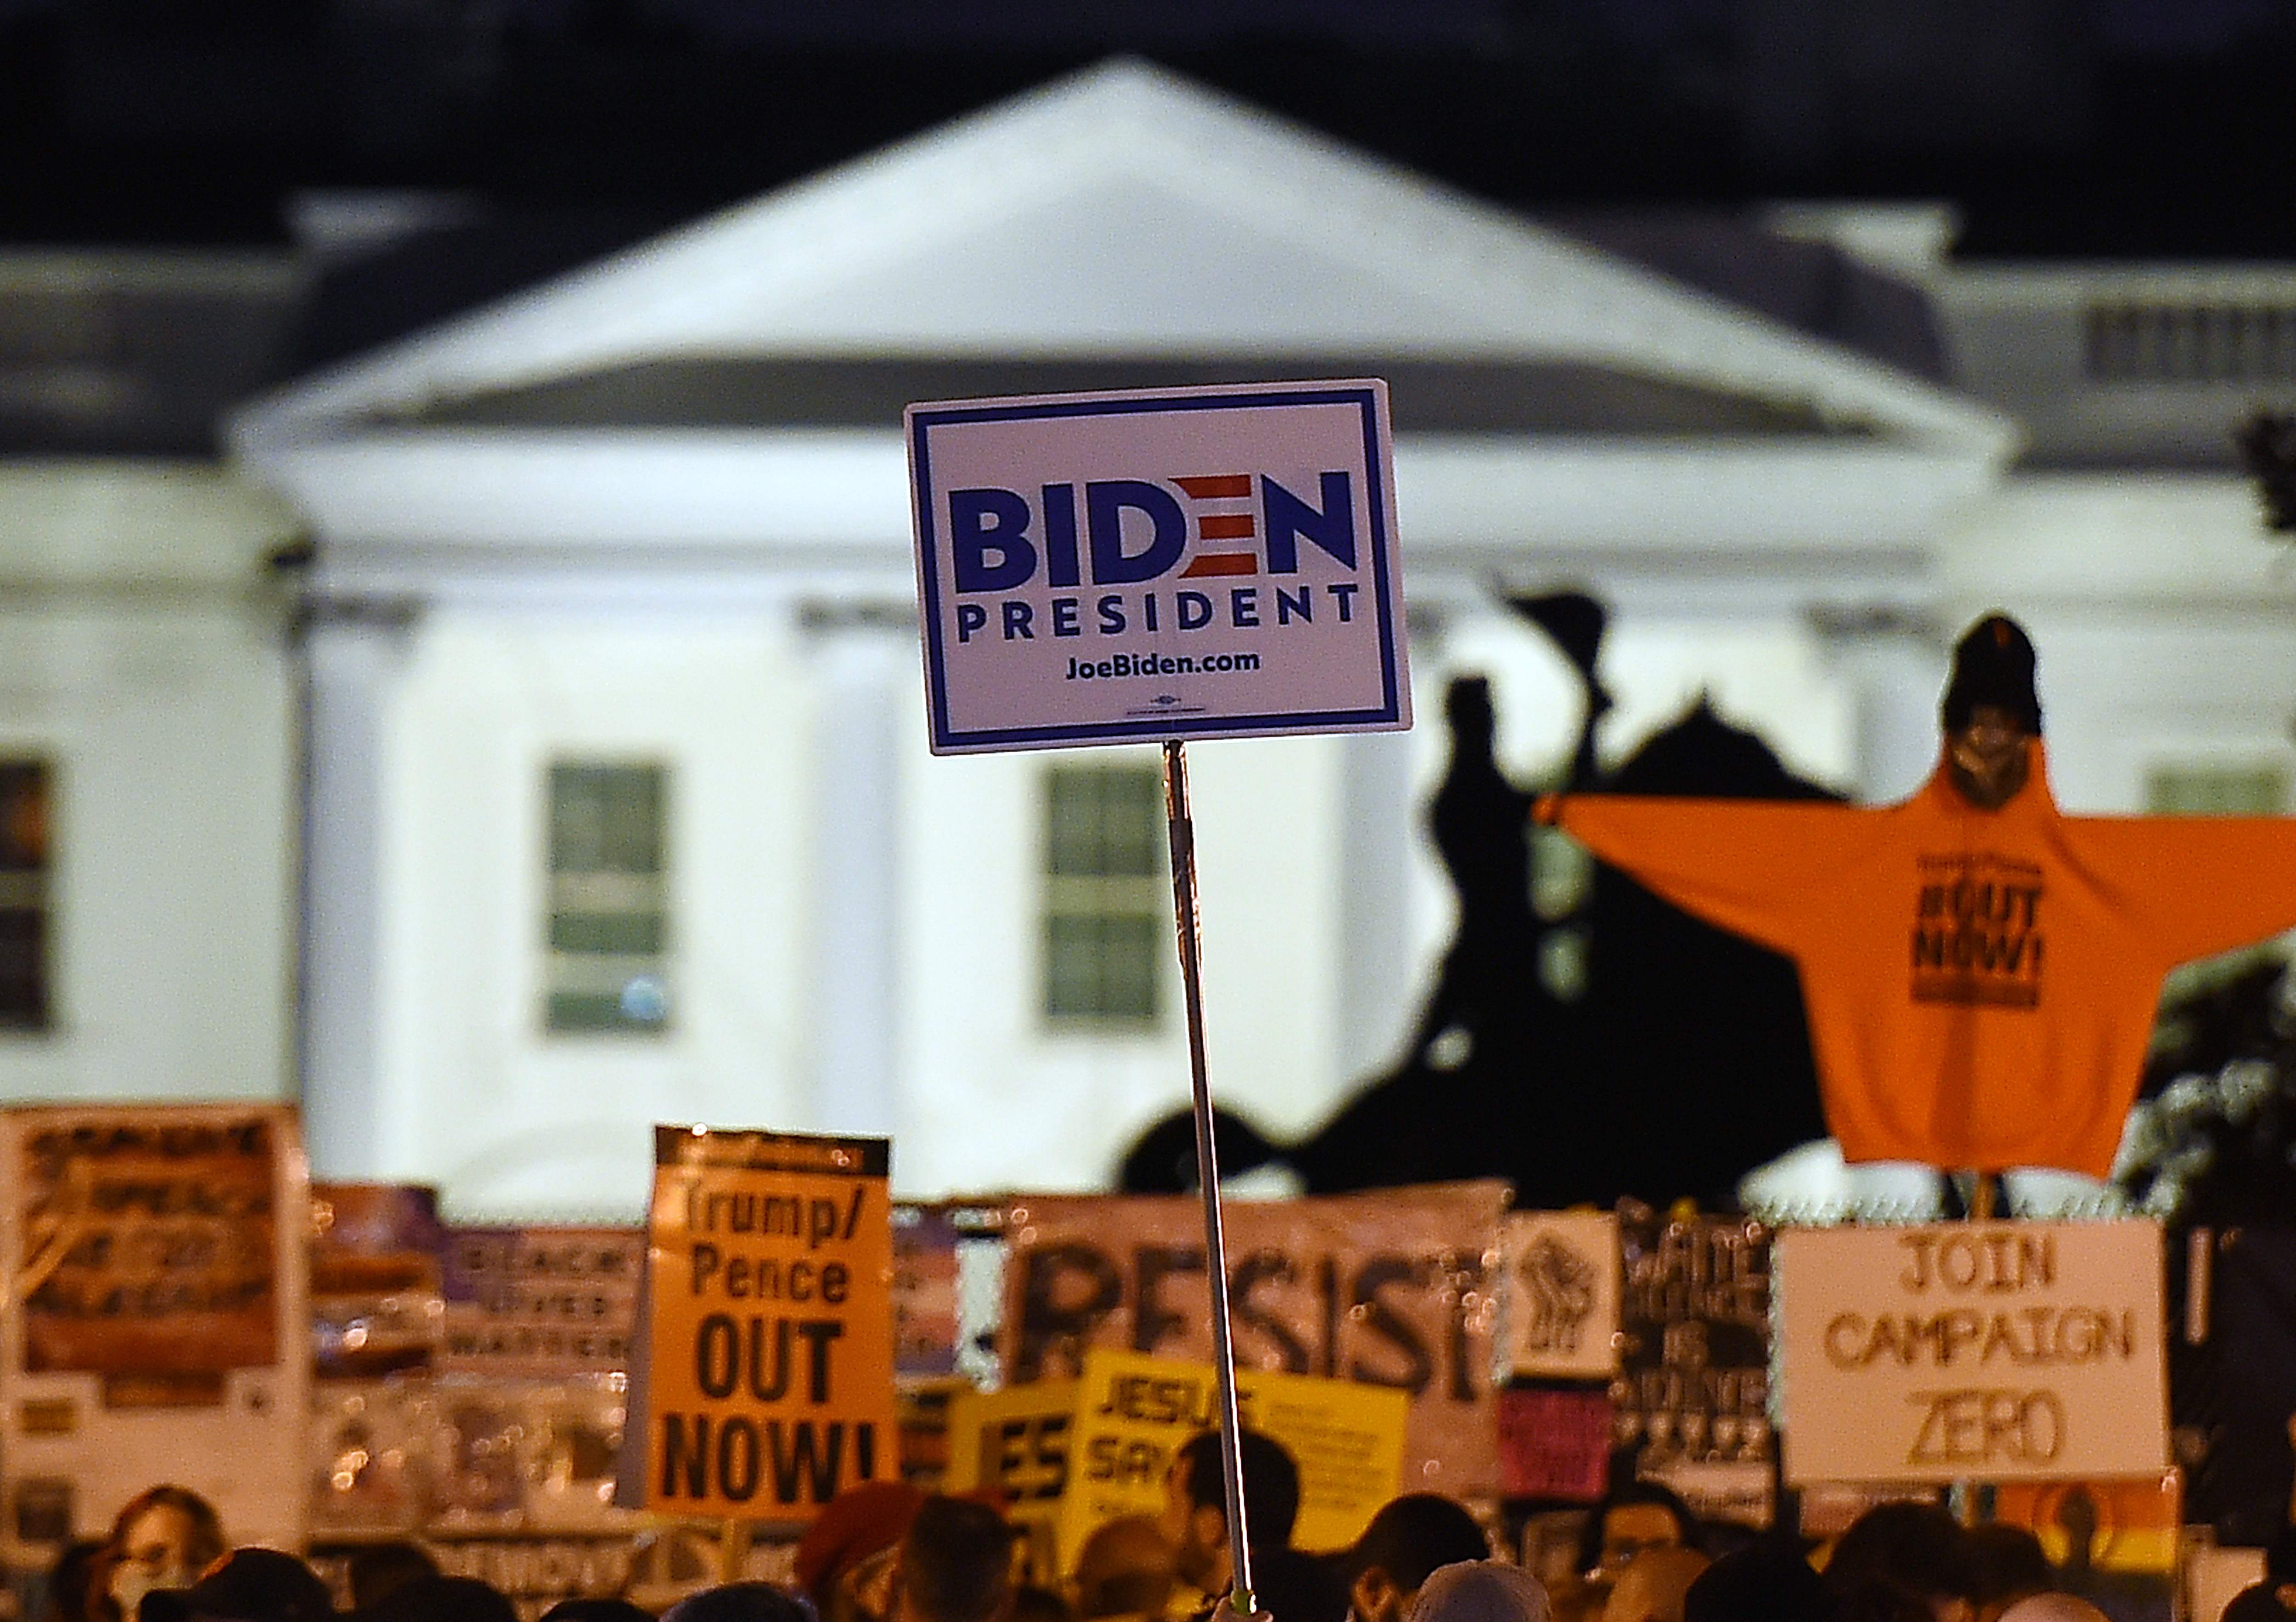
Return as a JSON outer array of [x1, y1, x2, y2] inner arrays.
[[906, 381, 1409, 753], [1778, 1221, 2166, 1485]]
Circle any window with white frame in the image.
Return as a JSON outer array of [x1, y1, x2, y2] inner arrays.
[[1042, 764, 1165, 1027], [2145, 762, 2288, 816], [544, 761, 670, 1035], [0, 760, 50, 1031]]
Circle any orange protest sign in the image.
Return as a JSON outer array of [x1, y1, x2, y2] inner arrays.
[[636, 1126, 896, 1521]]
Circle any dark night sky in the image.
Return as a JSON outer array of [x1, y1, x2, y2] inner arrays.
[[1, 0, 2293, 256]]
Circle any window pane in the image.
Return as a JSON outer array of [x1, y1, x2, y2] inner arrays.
[[546, 761, 670, 1035], [549, 764, 664, 875], [0, 760, 51, 1031], [1046, 766, 1163, 877], [2146, 765, 2287, 816], [1099, 772, 1163, 877], [1045, 913, 1160, 1022], [1042, 763, 1164, 1028]]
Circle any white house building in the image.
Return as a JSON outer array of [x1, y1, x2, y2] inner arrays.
[[0, 461, 301, 1104], [224, 61, 2296, 1218]]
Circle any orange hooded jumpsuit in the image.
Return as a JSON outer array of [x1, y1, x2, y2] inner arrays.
[[1536, 746, 2296, 1176]]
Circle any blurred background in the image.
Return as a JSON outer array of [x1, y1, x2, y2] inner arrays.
[[6, 0, 2296, 1221]]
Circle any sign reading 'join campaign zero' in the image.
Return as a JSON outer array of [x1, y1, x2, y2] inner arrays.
[[906, 381, 1410, 753], [1777, 1222, 2167, 1486]]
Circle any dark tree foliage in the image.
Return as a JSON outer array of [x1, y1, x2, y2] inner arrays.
[[2120, 953, 2296, 1227]]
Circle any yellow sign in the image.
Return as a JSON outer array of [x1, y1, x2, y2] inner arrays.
[[1056, 1349, 1408, 1566], [636, 1126, 896, 1520], [944, 1380, 1078, 1520]]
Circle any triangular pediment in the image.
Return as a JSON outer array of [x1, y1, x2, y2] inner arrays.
[[238, 60, 2009, 457]]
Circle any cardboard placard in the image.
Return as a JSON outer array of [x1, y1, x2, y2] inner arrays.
[[1503, 1211, 1621, 1380], [941, 1380, 1079, 1583], [440, 1226, 642, 1378], [310, 1374, 637, 1540], [943, 1381, 1079, 1524], [999, 1184, 1503, 1496], [0, 1104, 310, 1546], [940, 1353, 1406, 1571], [1060, 1350, 1407, 1562], [1638, 1457, 1775, 1531], [906, 382, 1409, 753], [1497, 1388, 1611, 1501], [1992, 1476, 2182, 1574], [311, 1183, 446, 1381], [1778, 1222, 2167, 1485], [629, 1127, 897, 1521], [1615, 1212, 1773, 1470]]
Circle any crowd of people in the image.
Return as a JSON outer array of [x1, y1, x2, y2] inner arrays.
[[23, 1430, 2244, 1622]]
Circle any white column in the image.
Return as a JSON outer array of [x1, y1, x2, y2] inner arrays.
[[299, 603, 416, 1179], [1333, 719, 1425, 1083], [1812, 606, 1944, 804], [803, 608, 910, 1139]]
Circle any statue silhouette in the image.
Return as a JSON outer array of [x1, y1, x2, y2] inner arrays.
[[1118, 591, 1836, 1211]]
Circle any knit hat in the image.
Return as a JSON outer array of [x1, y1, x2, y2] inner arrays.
[[1408, 1561, 1550, 1622], [1940, 614, 2042, 737], [791, 1482, 927, 1607]]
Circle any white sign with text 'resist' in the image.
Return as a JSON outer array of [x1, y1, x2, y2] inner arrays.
[[1777, 1222, 2167, 1486], [906, 381, 1409, 754]]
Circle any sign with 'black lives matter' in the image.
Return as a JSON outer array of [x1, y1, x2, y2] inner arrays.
[[1777, 1221, 2166, 1485], [629, 1127, 896, 1521]]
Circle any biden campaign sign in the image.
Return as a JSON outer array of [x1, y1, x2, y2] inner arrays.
[[906, 380, 1409, 754]]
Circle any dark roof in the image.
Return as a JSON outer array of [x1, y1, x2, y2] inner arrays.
[[388, 354, 1884, 437], [1548, 209, 1951, 383], [287, 209, 673, 375], [0, 253, 304, 455]]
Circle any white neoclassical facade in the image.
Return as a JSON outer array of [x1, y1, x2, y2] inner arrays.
[[0, 462, 301, 1104], [218, 62, 2296, 1218]]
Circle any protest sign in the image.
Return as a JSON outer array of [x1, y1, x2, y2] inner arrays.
[[1638, 1457, 1774, 1531], [440, 1225, 642, 1378], [0, 1104, 310, 1545], [428, 1535, 648, 1617], [1497, 1388, 1610, 1501], [1503, 1211, 1620, 1380], [1993, 1476, 2181, 1573], [1616, 1211, 1772, 1473], [941, 1352, 1406, 1570], [892, 1206, 966, 1384], [906, 381, 1408, 753], [1060, 1350, 1406, 1562], [942, 1380, 1079, 1581], [1778, 1221, 2167, 1485], [311, 1183, 445, 1381], [999, 1185, 1503, 1495], [631, 1126, 896, 1521], [944, 1381, 1078, 1515], [891, 1201, 1004, 1388]]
